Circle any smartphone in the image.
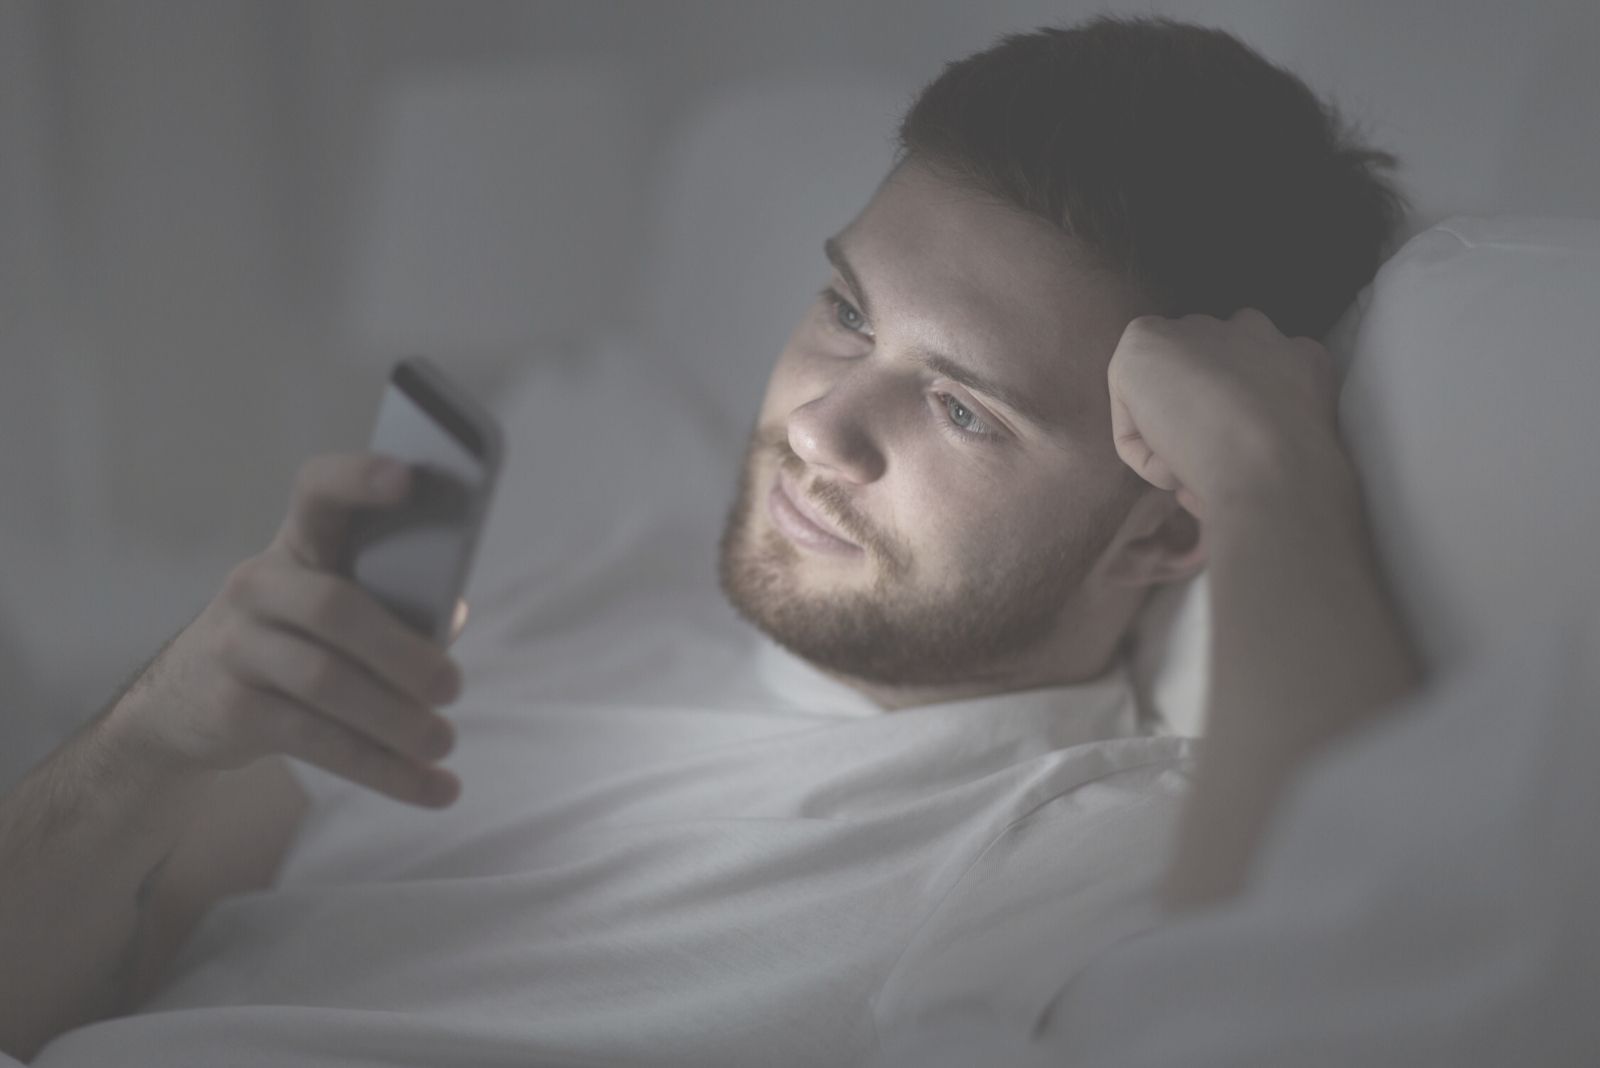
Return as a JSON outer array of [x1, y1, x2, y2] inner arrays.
[[339, 356, 504, 644]]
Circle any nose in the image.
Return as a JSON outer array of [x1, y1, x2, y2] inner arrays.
[[785, 379, 887, 484]]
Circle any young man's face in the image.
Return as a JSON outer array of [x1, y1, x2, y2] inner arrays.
[[719, 159, 1165, 695]]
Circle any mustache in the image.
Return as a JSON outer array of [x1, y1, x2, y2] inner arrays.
[[800, 471, 873, 548], [753, 425, 902, 570]]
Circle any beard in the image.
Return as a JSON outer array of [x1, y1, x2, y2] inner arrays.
[[717, 424, 1133, 689]]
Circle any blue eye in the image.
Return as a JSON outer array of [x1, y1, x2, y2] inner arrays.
[[819, 287, 868, 336], [935, 392, 994, 439], [945, 395, 975, 429]]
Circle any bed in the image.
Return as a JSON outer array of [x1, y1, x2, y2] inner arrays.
[[5, 6, 1600, 1065]]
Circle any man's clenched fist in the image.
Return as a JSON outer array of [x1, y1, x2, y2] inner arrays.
[[1107, 307, 1344, 520]]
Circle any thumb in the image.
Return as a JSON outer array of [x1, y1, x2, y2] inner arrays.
[[274, 452, 412, 573]]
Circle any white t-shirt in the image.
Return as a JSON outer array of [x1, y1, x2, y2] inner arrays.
[[33, 522, 1193, 1067]]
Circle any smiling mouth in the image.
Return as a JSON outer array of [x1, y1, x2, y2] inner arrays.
[[767, 470, 864, 557]]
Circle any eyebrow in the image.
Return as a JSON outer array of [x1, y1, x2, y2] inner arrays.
[[824, 235, 1058, 428]]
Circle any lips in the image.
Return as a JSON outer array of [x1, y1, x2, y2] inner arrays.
[[768, 469, 863, 556]]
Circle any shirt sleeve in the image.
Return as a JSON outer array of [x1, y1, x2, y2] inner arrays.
[[871, 739, 1193, 1046]]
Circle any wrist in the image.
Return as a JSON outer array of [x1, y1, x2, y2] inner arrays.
[[1203, 430, 1364, 541], [98, 691, 220, 788]]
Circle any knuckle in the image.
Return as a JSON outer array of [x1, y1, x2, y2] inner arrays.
[[214, 616, 250, 669], [221, 558, 258, 603], [215, 660, 256, 708], [1125, 314, 1164, 336], [294, 648, 342, 701], [1298, 336, 1332, 360], [304, 578, 350, 632], [1245, 307, 1285, 336]]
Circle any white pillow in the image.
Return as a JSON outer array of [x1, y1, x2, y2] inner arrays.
[[1338, 215, 1600, 671], [1125, 570, 1210, 737]]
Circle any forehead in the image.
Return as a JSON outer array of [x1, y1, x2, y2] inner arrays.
[[835, 162, 1145, 422]]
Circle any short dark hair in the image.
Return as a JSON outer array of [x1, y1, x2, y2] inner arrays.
[[895, 15, 1410, 339]]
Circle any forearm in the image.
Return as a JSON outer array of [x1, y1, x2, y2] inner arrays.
[[0, 692, 218, 1062], [1164, 443, 1424, 908]]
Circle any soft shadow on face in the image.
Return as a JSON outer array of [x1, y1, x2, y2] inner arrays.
[[716, 159, 1161, 695], [717, 421, 1132, 689]]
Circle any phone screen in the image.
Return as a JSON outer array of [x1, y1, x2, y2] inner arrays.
[[343, 359, 501, 643]]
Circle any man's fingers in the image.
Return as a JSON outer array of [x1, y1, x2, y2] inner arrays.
[[1107, 387, 1144, 473], [273, 452, 412, 572], [236, 557, 461, 709], [1110, 393, 1180, 493], [241, 685, 459, 808], [1227, 305, 1281, 339], [222, 623, 454, 767]]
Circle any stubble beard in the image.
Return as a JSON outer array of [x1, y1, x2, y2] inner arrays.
[[716, 426, 1127, 689]]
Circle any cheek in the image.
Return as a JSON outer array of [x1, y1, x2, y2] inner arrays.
[[908, 464, 1078, 573], [896, 453, 1015, 560]]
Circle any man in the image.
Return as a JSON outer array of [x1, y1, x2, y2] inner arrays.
[[0, 15, 1415, 1066]]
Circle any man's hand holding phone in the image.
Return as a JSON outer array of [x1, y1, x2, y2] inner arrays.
[[0, 364, 498, 1057], [107, 452, 466, 808], [104, 357, 501, 809]]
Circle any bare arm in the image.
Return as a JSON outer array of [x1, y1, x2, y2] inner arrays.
[[1106, 308, 1425, 910], [0, 684, 215, 1062], [0, 684, 308, 1061], [1162, 444, 1423, 907], [122, 752, 308, 1009], [0, 452, 465, 1062]]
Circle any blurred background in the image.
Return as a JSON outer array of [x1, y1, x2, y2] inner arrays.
[[3, 0, 1598, 784]]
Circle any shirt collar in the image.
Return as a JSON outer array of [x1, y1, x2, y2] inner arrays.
[[754, 635, 1140, 745]]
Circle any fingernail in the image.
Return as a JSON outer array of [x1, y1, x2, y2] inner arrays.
[[371, 459, 409, 495]]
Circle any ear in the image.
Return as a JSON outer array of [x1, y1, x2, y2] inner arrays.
[[1099, 490, 1207, 589]]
